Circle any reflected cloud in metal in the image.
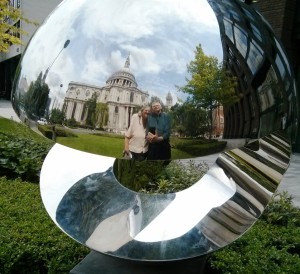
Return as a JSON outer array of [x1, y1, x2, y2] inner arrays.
[[13, 0, 297, 262], [11, 0, 221, 147]]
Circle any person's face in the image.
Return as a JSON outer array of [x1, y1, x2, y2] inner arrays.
[[152, 103, 161, 114], [142, 107, 150, 119]]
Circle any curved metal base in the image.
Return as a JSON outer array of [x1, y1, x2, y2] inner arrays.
[[70, 251, 208, 274]]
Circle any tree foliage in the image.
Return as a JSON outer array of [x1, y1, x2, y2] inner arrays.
[[50, 108, 65, 124], [24, 72, 50, 119], [181, 44, 238, 108], [179, 44, 239, 137], [170, 101, 209, 137], [0, 0, 36, 52], [95, 102, 108, 129], [85, 92, 98, 127]]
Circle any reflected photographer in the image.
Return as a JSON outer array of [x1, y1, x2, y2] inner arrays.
[[146, 102, 171, 160]]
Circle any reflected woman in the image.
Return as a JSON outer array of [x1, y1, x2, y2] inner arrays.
[[124, 106, 150, 160]]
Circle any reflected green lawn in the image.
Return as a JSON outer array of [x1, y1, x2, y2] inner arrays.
[[56, 133, 193, 159]]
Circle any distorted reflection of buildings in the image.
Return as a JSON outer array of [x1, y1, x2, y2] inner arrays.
[[63, 56, 150, 133], [0, 0, 63, 100], [212, 105, 224, 138], [209, 0, 298, 142], [200, 131, 290, 247]]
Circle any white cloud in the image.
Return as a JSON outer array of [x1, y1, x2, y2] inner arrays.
[[17, 0, 222, 105]]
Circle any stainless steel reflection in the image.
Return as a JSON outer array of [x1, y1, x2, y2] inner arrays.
[[13, 0, 298, 262], [40, 130, 291, 260], [11, 0, 223, 155]]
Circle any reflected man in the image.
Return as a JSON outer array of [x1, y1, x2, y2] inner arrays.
[[146, 102, 171, 160]]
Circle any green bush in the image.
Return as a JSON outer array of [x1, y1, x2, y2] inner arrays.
[[145, 160, 209, 194], [65, 118, 78, 127], [54, 126, 78, 137], [170, 137, 209, 148], [37, 125, 53, 139], [0, 177, 89, 273], [38, 125, 78, 139], [114, 160, 168, 191], [176, 140, 227, 156], [0, 132, 52, 183], [208, 192, 300, 274], [261, 191, 300, 226], [114, 159, 209, 193]]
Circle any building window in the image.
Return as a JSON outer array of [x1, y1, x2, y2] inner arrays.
[[130, 92, 134, 103], [71, 103, 77, 119]]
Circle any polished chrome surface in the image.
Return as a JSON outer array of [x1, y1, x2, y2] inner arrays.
[[13, 0, 297, 261], [41, 131, 291, 260], [11, 0, 223, 157]]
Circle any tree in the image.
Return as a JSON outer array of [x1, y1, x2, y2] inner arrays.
[[50, 108, 65, 124], [0, 1, 36, 52], [85, 92, 98, 128], [179, 44, 238, 138], [24, 72, 50, 119], [170, 101, 209, 137], [95, 102, 108, 129]]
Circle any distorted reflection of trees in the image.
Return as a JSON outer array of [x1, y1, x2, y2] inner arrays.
[[178, 44, 239, 139], [113, 159, 209, 194]]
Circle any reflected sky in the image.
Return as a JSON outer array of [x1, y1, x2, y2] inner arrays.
[[20, 0, 221, 106]]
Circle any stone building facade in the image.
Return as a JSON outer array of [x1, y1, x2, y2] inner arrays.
[[63, 56, 149, 133]]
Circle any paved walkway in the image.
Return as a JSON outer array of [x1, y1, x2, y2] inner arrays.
[[1, 100, 299, 207], [0, 99, 20, 122]]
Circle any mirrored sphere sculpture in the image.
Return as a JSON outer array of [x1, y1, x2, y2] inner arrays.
[[11, 0, 297, 262]]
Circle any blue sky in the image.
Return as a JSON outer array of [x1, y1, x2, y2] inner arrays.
[[18, 0, 223, 106]]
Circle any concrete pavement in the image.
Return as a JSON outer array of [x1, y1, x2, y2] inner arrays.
[[0, 99, 20, 122], [1, 99, 299, 207]]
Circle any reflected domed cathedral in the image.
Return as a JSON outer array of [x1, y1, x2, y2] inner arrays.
[[63, 55, 149, 133]]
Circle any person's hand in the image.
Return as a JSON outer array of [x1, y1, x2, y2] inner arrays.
[[123, 149, 130, 156], [147, 132, 154, 142], [147, 132, 162, 143]]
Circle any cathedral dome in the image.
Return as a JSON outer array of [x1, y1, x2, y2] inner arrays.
[[106, 55, 137, 88]]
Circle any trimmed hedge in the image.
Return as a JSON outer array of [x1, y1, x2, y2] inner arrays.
[[37, 125, 77, 139], [176, 140, 227, 156], [0, 177, 89, 273]]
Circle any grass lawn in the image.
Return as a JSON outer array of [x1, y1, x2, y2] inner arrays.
[[56, 133, 194, 159], [57, 134, 125, 157], [0, 117, 219, 160], [0, 117, 51, 143]]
